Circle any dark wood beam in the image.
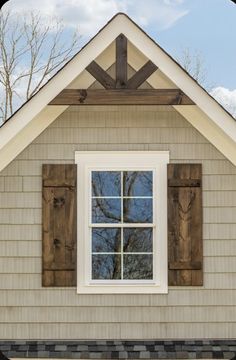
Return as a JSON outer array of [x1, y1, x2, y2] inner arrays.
[[86, 61, 115, 89], [49, 89, 195, 106], [127, 60, 158, 89], [116, 34, 127, 88]]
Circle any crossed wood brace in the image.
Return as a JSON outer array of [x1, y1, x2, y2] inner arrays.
[[49, 34, 194, 106]]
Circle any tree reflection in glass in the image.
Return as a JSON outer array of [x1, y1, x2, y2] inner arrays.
[[92, 171, 120, 196], [92, 228, 121, 252], [92, 254, 121, 279], [92, 198, 121, 223], [123, 198, 152, 223], [91, 170, 154, 280], [123, 228, 152, 252], [123, 171, 152, 197], [123, 254, 153, 279]]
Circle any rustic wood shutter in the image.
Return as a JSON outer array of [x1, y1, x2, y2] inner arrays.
[[42, 164, 77, 287], [168, 164, 203, 286]]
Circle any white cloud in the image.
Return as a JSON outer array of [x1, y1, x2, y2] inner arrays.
[[210, 87, 236, 118], [3, 0, 188, 36], [124, 0, 188, 31], [1, 0, 189, 122]]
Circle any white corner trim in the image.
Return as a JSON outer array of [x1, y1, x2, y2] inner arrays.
[[174, 105, 236, 166], [0, 106, 67, 172]]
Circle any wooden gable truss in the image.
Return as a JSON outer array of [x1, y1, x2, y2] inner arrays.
[[49, 34, 194, 106]]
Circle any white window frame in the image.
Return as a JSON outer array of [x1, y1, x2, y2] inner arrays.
[[75, 151, 169, 294]]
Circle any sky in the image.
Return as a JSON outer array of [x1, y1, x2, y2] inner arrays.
[[2, 0, 236, 117]]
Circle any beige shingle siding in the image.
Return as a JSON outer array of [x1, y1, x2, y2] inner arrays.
[[0, 105, 236, 339]]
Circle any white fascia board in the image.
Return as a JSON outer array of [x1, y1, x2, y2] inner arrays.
[[0, 106, 67, 172], [120, 16, 236, 145], [174, 105, 236, 166], [0, 15, 124, 171], [1, 13, 236, 172], [0, 15, 123, 150]]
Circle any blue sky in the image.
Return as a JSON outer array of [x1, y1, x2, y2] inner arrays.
[[151, 0, 236, 90], [2, 0, 236, 116]]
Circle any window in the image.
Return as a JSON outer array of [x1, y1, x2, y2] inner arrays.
[[75, 152, 169, 293]]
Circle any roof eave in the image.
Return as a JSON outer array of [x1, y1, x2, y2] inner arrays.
[[0, 13, 236, 172]]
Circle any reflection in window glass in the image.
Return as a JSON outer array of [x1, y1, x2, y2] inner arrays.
[[123, 199, 153, 223], [123, 228, 152, 252], [91, 169, 154, 281], [92, 171, 121, 197], [123, 254, 153, 280], [92, 228, 121, 253], [92, 254, 121, 279], [92, 198, 121, 223], [123, 171, 153, 197]]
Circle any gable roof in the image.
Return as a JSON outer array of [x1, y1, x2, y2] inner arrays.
[[1, 12, 236, 172]]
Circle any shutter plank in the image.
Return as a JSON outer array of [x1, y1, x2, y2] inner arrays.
[[178, 187, 192, 286], [43, 270, 54, 287], [43, 164, 76, 187], [168, 164, 203, 286], [169, 261, 201, 270], [190, 164, 203, 286], [168, 179, 201, 187], [42, 165, 77, 287]]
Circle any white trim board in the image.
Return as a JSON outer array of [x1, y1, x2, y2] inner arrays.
[[75, 151, 169, 294], [0, 106, 67, 171], [0, 13, 236, 172]]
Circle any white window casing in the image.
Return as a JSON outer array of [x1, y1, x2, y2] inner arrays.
[[75, 151, 169, 294]]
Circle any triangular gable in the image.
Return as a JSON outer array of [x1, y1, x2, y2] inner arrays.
[[0, 13, 236, 172]]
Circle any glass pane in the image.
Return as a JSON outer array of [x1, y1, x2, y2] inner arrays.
[[92, 198, 121, 223], [92, 254, 121, 279], [123, 254, 153, 280], [123, 171, 153, 197], [92, 171, 121, 197], [92, 228, 121, 253], [123, 228, 153, 252], [123, 199, 153, 223]]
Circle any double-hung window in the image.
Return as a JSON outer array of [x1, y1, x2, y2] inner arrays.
[[76, 152, 169, 293]]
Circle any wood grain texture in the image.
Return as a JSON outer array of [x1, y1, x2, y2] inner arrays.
[[126, 60, 158, 89], [42, 164, 76, 187], [168, 164, 203, 286], [49, 89, 195, 106], [86, 61, 115, 89], [42, 164, 77, 287], [88, 62, 153, 90], [116, 34, 127, 88]]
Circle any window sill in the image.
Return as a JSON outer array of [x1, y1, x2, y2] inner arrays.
[[77, 283, 168, 294]]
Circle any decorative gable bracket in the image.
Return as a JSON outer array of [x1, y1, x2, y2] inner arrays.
[[49, 34, 194, 106]]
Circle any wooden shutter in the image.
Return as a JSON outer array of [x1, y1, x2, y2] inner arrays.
[[168, 164, 203, 286], [42, 164, 77, 287]]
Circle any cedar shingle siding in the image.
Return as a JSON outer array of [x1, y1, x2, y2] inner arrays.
[[0, 105, 236, 339]]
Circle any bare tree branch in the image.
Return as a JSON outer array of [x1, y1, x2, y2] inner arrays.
[[177, 47, 213, 91], [0, 10, 80, 123]]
